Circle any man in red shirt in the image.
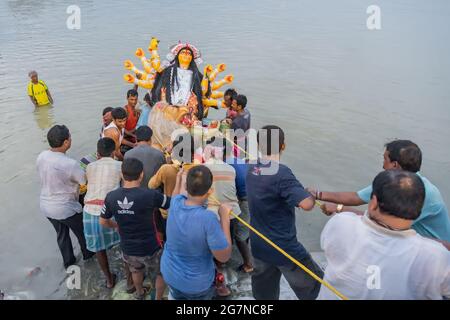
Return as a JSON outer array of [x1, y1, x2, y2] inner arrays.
[[121, 89, 140, 155]]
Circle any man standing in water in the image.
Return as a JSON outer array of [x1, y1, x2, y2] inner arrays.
[[103, 107, 128, 161], [246, 125, 323, 300], [27, 71, 53, 107], [36, 125, 93, 268], [122, 89, 140, 154]]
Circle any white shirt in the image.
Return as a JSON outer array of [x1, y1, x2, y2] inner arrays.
[[317, 212, 450, 300], [36, 150, 86, 220], [172, 67, 193, 106], [204, 158, 241, 219], [102, 121, 124, 145], [84, 157, 122, 216]]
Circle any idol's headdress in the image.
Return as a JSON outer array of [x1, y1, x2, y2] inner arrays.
[[166, 41, 203, 65]]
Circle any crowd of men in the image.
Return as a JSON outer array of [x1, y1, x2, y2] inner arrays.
[[34, 71, 449, 300]]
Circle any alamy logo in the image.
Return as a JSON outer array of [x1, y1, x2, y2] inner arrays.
[[117, 197, 134, 214]]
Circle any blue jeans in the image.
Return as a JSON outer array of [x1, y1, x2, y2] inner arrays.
[[168, 285, 215, 300]]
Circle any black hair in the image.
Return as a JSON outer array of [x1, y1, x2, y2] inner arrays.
[[257, 125, 285, 156], [97, 137, 116, 157], [233, 94, 247, 109], [234, 94, 247, 109], [186, 165, 213, 196], [127, 89, 138, 98], [172, 132, 195, 163], [47, 125, 70, 148], [102, 107, 113, 116], [151, 47, 204, 119], [121, 158, 143, 181], [371, 170, 425, 220], [111, 107, 128, 120], [136, 125, 153, 142], [144, 93, 152, 104], [385, 140, 422, 173], [224, 88, 237, 98]]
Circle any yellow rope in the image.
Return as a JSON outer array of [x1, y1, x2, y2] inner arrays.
[[210, 196, 348, 301], [152, 121, 345, 298], [217, 132, 257, 161]]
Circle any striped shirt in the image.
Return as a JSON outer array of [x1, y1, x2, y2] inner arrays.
[[84, 157, 122, 216], [205, 159, 241, 218]]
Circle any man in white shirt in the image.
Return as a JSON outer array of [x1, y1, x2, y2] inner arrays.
[[318, 170, 450, 300], [36, 125, 94, 269]]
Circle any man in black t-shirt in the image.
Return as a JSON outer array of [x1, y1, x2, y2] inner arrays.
[[246, 125, 323, 300], [100, 158, 170, 300]]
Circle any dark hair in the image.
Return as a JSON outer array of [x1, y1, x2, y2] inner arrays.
[[102, 107, 113, 116], [385, 140, 422, 173], [257, 125, 285, 156], [127, 89, 138, 99], [121, 158, 143, 181], [224, 88, 237, 98], [172, 132, 195, 163], [371, 170, 425, 220], [151, 47, 204, 119], [143, 93, 153, 106], [97, 137, 116, 157], [186, 165, 213, 196], [47, 125, 70, 148], [136, 125, 153, 142], [234, 94, 247, 109], [111, 107, 127, 120]]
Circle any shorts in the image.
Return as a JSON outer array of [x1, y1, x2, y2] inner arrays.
[[83, 211, 120, 252], [122, 249, 162, 280], [231, 199, 250, 242]]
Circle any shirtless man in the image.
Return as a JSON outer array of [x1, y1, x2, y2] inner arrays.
[[102, 107, 127, 161]]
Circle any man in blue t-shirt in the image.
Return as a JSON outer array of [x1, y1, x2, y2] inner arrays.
[[246, 125, 324, 300], [308, 140, 450, 248], [161, 165, 232, 300], [100, 158, 170, 300]]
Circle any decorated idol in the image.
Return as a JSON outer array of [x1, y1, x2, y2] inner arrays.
[[123, 37, 234, 148]]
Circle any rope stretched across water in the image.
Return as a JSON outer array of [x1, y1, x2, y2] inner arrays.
[[209, 195, 348, 300], [153, 126, 346, 299]]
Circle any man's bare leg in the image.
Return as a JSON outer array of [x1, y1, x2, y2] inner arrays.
[[236, 240, 254, 272], [96, 250, 115, 288], [155, 275, 166, 300], [131, 271, 145, 296], [123, 262, 134, 292]]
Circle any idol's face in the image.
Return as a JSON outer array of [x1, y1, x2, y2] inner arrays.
[[178, 49, 193, 68]]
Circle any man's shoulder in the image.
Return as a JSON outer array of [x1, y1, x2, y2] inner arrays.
[[139, 187, 162, 199], [105, 188, 123, 202], [89, 157, 121, 169], [160, 164, 178, 173], [420, 175, 445, 205], [148, 146, 165, 158], [37, 149, 49, 159], [413, 234, 450, 263], [331, 212, 361, 225], [323, 212, 362, 240]]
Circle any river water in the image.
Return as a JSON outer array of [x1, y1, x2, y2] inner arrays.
[[0, 0, 449, 299]]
